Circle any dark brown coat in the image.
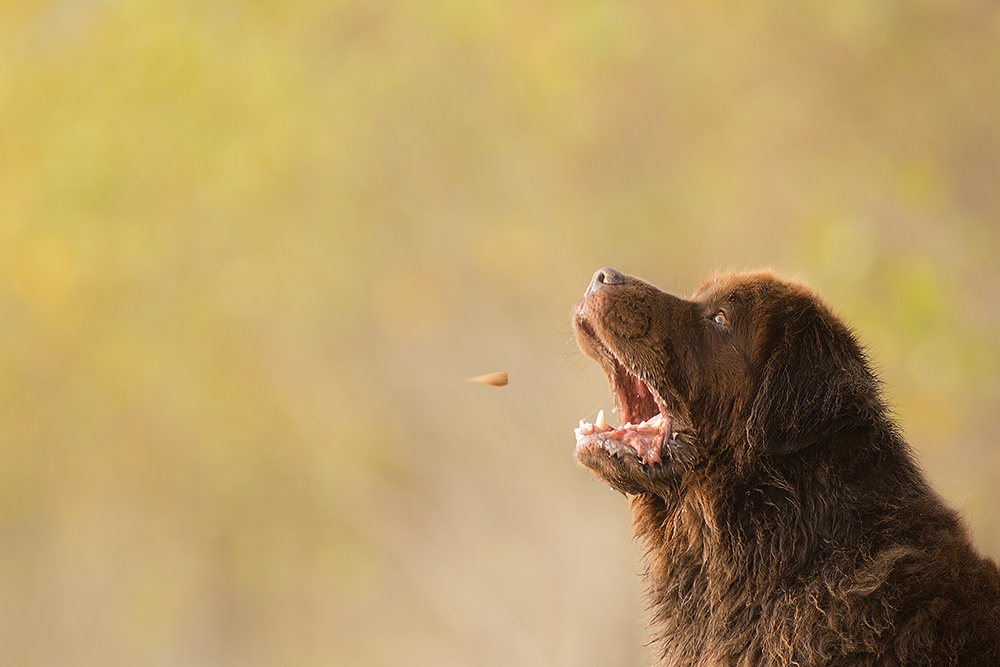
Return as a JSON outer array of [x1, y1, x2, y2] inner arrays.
[[572, 268, 1000, 666]]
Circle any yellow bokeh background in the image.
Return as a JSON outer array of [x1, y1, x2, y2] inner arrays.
[[2, 2, 998, 665]]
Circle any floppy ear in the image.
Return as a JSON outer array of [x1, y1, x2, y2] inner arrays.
[[746, 302, 875, 456]]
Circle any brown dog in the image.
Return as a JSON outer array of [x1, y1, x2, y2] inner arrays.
[[573, 268, 1000, 666]]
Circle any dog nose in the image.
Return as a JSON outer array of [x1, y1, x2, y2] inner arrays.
[[588, 267, 627, 295]]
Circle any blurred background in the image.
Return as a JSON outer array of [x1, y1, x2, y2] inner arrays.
[[2, 1, 999, 665]]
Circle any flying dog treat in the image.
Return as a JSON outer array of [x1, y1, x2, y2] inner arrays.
[[466, 372, 508, 386]]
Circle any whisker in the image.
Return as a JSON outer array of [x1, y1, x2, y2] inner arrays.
[[583, 388, 614, 422], [561, 353, 590, 382]]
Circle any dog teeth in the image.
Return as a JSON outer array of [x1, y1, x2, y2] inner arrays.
[[596, 409, 607, 430]]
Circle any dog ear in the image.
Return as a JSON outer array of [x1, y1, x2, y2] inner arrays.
[[746, 301, 875, 456]]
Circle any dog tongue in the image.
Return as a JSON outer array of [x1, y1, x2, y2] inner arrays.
[[621, 415, 667, 464]]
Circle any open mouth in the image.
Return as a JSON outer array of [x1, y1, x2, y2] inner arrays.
[[574, 319, 676, 466]]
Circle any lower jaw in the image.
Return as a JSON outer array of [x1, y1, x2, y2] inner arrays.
[[574, 412, 673, 465]]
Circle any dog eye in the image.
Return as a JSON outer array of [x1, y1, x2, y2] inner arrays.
[[713, 311, 728, 326]]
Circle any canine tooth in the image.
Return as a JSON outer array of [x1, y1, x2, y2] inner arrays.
[[596, 409, 607, 430]]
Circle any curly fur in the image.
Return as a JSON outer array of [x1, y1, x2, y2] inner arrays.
[[572, 269, 1000, 666]]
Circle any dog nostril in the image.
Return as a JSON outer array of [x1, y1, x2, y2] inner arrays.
[[596, 267, 626, 284], [597, 268, 626, 285], [588, 267, 626, 295]]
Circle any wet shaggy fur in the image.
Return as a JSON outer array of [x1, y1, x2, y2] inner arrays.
[[572, 269, 1000, 666]]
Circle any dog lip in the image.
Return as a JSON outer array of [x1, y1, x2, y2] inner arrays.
[[575, 312, 665, 422], [575, 412, 672, 466], [573, 292, 697, 470], [575, 313, 598, 340], [573, 331, 675, 466]]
